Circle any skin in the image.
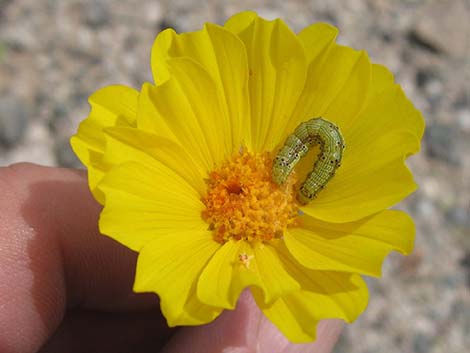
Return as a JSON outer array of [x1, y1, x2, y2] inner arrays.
[[0, 163, 343, 353]]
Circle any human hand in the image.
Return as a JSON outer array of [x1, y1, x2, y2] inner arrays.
[[0, 163, 343, 353]]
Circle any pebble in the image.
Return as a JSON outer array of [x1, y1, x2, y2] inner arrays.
[[84, 1, 110, 29], [453, 94, 470, 132], [415, 68, 441, 93], [0, 41, 6, 60], [158, 19, 178, 32], [413, 333, 433, 353], [54, 138, 83, 168], [142, 2, 162, 25], [459, 252, 470, 287], [456, 109, 470, 132], [409, 0, 469, 59], [0, 97, 29, 148], [415, 67, 443, 110], [446, 207, 470, 230], [424, 124, 459, 165], [406, 29, 441, 55]]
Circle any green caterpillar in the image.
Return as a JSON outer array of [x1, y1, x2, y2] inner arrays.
[[272, 117, 345, 204]]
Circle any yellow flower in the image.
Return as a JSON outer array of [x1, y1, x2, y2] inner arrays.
[[71, 11, 424, 343]]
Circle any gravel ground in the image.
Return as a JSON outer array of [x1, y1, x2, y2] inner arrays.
[[0, 1, 468, 352]]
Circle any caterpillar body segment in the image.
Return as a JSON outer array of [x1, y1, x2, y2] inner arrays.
[[272, 117, 345, 204]]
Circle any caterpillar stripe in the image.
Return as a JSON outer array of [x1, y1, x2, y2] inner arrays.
[[272, 117, 345, 204]]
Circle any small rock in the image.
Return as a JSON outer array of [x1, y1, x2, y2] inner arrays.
[[415, 199, 436, 217], [316, 10, 338, 27], [158, 19, 178, 32], [456, 108, 470, 132], [143, 2, 162, 25], [453, 93, 469, 110], [408, 0, 469, 59], [363, 276, 378, 295], [406, 30, 441, 54], [459, 252, 470, 287], [379, 30, 393, 43], [399, 249, 423, 276], [47, 103, 68, 133], [439, 274, 461, 289], [84, 1, 110, 29], [54, 138, 82, 168], [453, 94, 470, 132], [415, 68, 438, 89], [255, 8, 282, 21], [415, 67, 443, 108], [0, 96, 29, 148], [0, 0, 8, 20], [459, 252, 470, 268], [413, 333, 432, 353], [0, 41, 6, 61], [331, 330, 351, 353], [446, 206, 470, 229], [424, 124, 459, 164], [450, 300, 465, 319]]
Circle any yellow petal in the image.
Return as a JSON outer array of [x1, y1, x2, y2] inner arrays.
[[98, 161, 206, 252], [284, 21, 339, 138], [252, 242, 300, 304], [150, 23, 251, 150], [197, 240, 244, 309], [70, 85, 139, 203], [102, 126, 207, 195], [368, 63, 394, 97], [255, 272, 367, 343], [134, 230, 222, 326], [197, 241, 299, 309], [285, 210, 415, 276], [254, 291, 317, 343], [297, 22, 338, 63], [146, 57, 237, 171], [69, 141, 108, 203], [287, 45, 370, 136], [253, 242, 368, 343], [167, 57, 233, 161], [282, 47, 369, 189], [223, 11, 258, 34], [225, 13, 308, 152], [322, 50, 371, 131], [351, 64, 425, 140], [302, 129, 420, 222], [204, 23, 251, 149], [135, 83, 212, 186], [300, 62, 424, 222], [150, 28, 174, 85], [135, 83, 180, 143]]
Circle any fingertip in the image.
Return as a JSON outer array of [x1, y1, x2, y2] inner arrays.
[[160, 290, 261, 353], [280, 319, 344, 353], [160, 290, 343, 353]]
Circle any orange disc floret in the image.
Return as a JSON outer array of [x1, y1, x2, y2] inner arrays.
[[201, 149, 299, 243]]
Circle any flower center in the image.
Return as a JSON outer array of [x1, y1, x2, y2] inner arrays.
[[201, 149, 300, 244]]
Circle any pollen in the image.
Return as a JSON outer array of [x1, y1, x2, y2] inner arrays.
[[238, 252, 254, 269], [201, 149, 300, 244]]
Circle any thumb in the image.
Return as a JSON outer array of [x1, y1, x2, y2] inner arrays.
[[160, 290, 343, 353]]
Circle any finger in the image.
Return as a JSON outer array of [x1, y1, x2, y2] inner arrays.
[[38, 309, 170, 353], [0, 163, 168, 353], [160, 290, 343, 353], [278, 320, 343, 353], [160, 291, 260, 353]]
